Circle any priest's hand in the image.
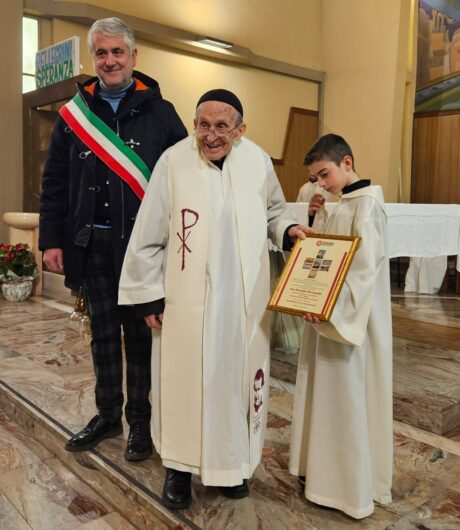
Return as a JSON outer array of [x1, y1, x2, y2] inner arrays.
[[302, 313, 321, 324], [308, 193, 325, 217], [288, 224, 315, 243], [144, 313, 163, 329]]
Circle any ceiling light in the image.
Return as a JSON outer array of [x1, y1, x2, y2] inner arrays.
[[196, 36, 233, 49]]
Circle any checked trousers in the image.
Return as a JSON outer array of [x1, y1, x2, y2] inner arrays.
[[83, 228, 152, 426]]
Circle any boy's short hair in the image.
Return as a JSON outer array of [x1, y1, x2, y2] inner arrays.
[[304, 134, 355, 170]]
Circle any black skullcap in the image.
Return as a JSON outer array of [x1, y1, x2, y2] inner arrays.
[[196, 89, 243, 117]]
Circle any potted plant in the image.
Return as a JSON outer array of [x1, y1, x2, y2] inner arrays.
[[0, 243, 38, 301]]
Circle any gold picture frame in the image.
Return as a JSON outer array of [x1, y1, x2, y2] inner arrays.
[[267, 234, 361, 321]]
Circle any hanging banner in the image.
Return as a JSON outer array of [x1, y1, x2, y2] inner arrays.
[[416, 1, 460, 112], [35, 37, 80, 88]]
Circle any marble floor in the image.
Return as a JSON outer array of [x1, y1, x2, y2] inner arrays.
[[0, 293, 460, 529], [0, 410, 136, 530], [271, 293, 460, 435]]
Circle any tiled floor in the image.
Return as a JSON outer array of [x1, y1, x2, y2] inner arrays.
[[0, 292, 460, 529]]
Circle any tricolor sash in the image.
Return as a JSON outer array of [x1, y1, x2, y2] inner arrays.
[[59, 92, 150, 200]]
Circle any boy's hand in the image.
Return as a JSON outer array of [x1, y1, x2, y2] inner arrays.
[[302, 313, 321, 324], [308, 194, 326, 217]]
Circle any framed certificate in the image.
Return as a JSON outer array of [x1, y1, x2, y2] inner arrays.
[[267, 234, 360, 321]]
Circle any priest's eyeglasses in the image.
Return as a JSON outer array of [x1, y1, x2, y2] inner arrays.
[[195, 124, 239, 137]]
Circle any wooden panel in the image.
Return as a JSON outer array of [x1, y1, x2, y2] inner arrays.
[[453, 117, 460, 202], [23, 109, 58, 213], [272, 108, 319, 202], [438, 117, 451, 203], [412, 110, 460, 204], [22, 75, 92, 213]]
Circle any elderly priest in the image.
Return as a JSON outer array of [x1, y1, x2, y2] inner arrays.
[[119, 89, 312, 509]]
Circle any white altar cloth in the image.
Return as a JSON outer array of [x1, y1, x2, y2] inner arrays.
[[288, 203, 460, 271]]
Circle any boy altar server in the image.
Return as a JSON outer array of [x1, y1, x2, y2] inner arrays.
[[119, 89, 312, 509], [289, 134, 393, 519]]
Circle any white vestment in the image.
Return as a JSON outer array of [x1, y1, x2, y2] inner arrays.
[[289, 185, 393, 519], [119, 135, 295, 485]]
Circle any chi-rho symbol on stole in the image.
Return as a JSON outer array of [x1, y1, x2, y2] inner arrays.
[[177, 208, 199, 270]]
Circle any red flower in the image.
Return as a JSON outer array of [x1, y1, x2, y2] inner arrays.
[[0, 241, 37, 281]]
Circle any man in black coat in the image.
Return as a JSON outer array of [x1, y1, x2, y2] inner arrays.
[[39, 17, 187, 461]]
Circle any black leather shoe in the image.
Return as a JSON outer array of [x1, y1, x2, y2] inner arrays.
[[65, 415, 123, 452], [161, 468, 192, 510], [124, 422, 153, 462], [219, 479, 249, 499]]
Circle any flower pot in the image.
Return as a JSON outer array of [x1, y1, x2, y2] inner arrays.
[[1, 279, 33, 302]]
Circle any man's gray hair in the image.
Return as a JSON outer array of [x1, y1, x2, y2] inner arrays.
[[87, 17, 136, 54], [234, 111, 243, 126]]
